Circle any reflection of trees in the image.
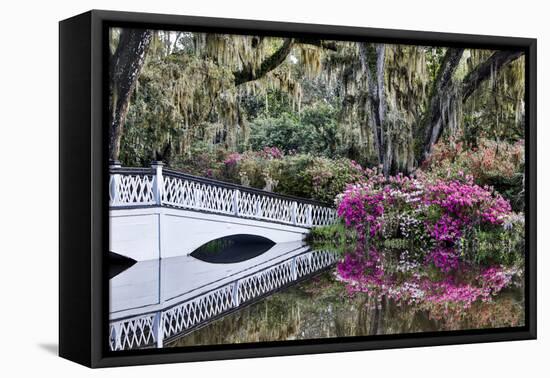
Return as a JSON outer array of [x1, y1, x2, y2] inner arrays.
[[166, 267, 523, 347]]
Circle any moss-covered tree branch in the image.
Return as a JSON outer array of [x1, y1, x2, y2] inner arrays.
[[233, 38, 338, 86]]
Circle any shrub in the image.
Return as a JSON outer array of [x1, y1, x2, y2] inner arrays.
[[249, 114, 318, 154], [335, 170, 517, 258], [423, 138, 525, 211], [248, 103, 339, 157], [171, 141, 226, 178], [215, 149, 365, 202]]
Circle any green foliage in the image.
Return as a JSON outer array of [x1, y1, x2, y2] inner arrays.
[[170, 141, 226, 177], [116, 30, 526, 182], [169, 146, 365, 203], [307, 222, 357, 254], [299, 103, 339, 156], [249, 114, 316, 154], [120, 52, 236, 165], [248, 102, 339, 157], [193, 238, 236, 254], [274, 154, 364, 202], [460, 215, 525, 267], [463, 54, 525, 142]]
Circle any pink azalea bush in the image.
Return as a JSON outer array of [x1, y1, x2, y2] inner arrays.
[[336, 168, 513, 246], [223, 152, 242, 166], [336, 183, 385, 240], [423, 177, 512, 242], [422, 138, 525, 212]]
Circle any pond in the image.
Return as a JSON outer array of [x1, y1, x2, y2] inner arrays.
[[168, 242, 525, 347], [168, 272, 524, 347]]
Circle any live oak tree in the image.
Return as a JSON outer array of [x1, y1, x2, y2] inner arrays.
[[354, 44, 523, 175], [113, 33, 338, 164], [420, 49, 523, 164], [109, 30, 525, 173]]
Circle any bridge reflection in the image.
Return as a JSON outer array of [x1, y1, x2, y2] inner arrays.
[[109, 241, 338, 351]]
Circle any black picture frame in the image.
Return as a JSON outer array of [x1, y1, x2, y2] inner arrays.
[[59, 9, 537, 368]]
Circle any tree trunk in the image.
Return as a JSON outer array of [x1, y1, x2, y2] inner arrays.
[[360, 43, 388, 175], [419, 48, 464, 163], [109, 29, 153, 161]]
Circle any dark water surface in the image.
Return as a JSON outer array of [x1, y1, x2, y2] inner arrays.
[[109, 233, 524, 348], [168, 271, 524, 347]]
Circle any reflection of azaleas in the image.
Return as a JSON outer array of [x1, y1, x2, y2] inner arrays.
[[336, 246, 386, 295], [480, 266, 520, 298], [335, 245, 521, 311], [425, 246, 460, 272], [423, 265, 520, 310]]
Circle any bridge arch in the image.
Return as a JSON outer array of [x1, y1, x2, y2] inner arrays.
[[190, 234, 275, 264], [110, 206, 311, 261]]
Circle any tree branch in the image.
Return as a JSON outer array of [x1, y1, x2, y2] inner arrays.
[[296, 38, 338, 51], [233, 38, 338, 86], [233, 38, 294, 86], [462, 50, 523, 101], [418, 49, 523, 165]]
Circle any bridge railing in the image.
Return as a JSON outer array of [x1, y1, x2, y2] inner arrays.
[[109, 161, 337, 227], [109, 249, 338, 351]]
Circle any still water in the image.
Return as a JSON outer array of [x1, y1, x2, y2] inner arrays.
[[110, 234, 524, 349], [168, 270, 524, 347]]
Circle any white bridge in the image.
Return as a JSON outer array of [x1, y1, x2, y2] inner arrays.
[[108, 163, 339, 350], [109, 162, 337, 261]]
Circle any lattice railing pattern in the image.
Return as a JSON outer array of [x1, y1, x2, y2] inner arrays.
[[109, 313, 157, 351], [295, 250, 339, 277], [109, 250, 339, 351], [162, 175, 235, 215], [311, 205, 337, 226], [109, 173, 155, 206], [161, 285, 235, 340], [110, 165, 337, 227], [237, 259, 294, 304]]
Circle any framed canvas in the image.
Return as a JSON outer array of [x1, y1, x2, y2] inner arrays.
[[59, 10, 537, 368]]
